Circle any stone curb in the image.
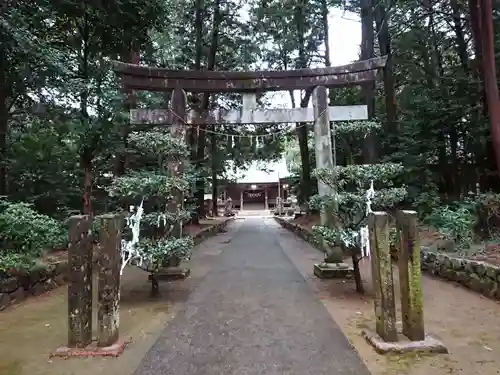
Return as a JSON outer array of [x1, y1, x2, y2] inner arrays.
[[274, 216, 323, 252], [193, 217, 234, 245], [275, 217, 500, 301], [0, 217, 235, 311]]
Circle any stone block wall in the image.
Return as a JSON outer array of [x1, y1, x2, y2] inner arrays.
[[275, 217, 316, 243], [421, 250, 500, 299], [0, 261, 69, 310]]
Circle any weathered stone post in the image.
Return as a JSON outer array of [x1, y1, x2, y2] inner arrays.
[[97, 214, 122, 347], [368, 211, 397, 342], [312, 86, 346, 270], [397, 210, 425, 341], [313, 86, 337, 224], [67, 215, 93, 348], [363, 210, 447, 354]]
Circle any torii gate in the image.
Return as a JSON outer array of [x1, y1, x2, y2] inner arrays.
[[111, 56, 387, 266]]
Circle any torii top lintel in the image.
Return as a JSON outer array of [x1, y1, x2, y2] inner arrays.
[[111, 56, 387, 93]]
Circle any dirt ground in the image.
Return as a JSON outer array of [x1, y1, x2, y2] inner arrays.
[[0, 218, 236, 375], [274, 217, 500, 375]]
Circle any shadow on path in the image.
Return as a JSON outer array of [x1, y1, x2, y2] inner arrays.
[[134, 218, 370, 375]]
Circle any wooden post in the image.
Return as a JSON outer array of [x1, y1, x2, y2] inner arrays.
[[368, 211, 397, 342], [97, 214, 122, 347], [67, 215, 93, 348], [397, 210, 425, 341], [240, 190, 243, 211], [167, 88, 186, 238]]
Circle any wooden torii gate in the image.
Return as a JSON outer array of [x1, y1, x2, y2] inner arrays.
[[111, 56, 387, 269]]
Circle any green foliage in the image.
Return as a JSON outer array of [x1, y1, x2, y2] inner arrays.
[[136, 236, 194, 273], [108, 171, 190, 199], [425, 205, 476, 249], [311, 162, 407, 230], [310, 155, 407, 252], [0, 253, 36, 273], [312, 225, 353, 246], [142, 211, 193, 228], [128, 131, 189, 160], [315, 163, 404, 188], [0, 201, 67, 259], [335, 121, 381, 134]]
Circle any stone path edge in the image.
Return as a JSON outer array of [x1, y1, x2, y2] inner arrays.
[[274, 217, 323, 253], [193, 217, 234, 245], [274, 216, 500, 301]]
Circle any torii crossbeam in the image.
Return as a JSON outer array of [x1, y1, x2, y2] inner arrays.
[[111, 56, 387, 93]]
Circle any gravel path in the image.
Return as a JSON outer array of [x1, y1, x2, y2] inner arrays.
[[134, 218, 370, 375]]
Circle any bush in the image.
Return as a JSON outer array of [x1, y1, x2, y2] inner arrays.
[[0, 201, 67, 258], [136, 236, 194, 272], [0, 253, 35, 273], [470, 193, 500, 238], [424, 205, 475, 248]]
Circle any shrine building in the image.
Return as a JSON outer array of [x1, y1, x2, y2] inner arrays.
[[222, 177, 293, 211]]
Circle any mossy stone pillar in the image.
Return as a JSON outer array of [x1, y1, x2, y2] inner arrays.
[[97, 214, 122, 347], [67, 215, 93, 348], [368, 211, 397, 342], [397, 210, 425, 341]]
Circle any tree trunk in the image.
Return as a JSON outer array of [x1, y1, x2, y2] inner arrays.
[[211, 129, 218, 216], [374, 1, 397, 146], [79, 7, 93, 216], [116, 50, 139, 177], [360, 0, 376, 163], [450, 0, 469, 72], [320, 0, 331, 67], [81, 148, 93, 215], [352, 254, 364, 294], [0, 38, 8, 196], [0, 86, 8, 197], [477, 0, 500, 179], [295, 0, 313, 204], [195, 0, 221, 219], [189, 0, 204, 162]]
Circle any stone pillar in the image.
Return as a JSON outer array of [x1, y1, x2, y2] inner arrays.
[[97, 214, 122, 347], [313, 86, 343, 263], [368, 211, 397, 342], [167, 88, 186, 238], [67, 215, 93, 348], [313, 86, 336, 213], [265, 187, 268, 210], [240, 191, 244, 211], [397, 210, 425, 341]]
